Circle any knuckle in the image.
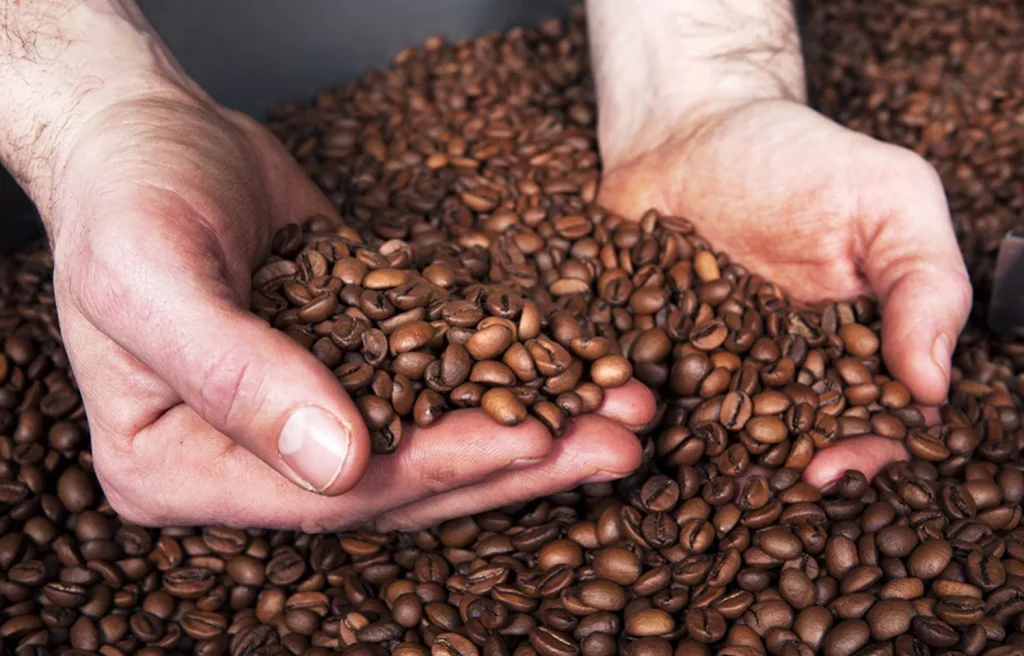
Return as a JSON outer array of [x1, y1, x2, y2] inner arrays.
[[57, 219, 154, 325], [192, 350, 264, 431], [92, 448, 169, 528], [297, 514, 355, 535], [372, 513, 422, 534], [952, 274, 974, 316], [103, 492, 165, 528], [417, 460, 462, 496]]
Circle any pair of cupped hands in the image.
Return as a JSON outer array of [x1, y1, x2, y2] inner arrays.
[[42, 81, 970, 533]]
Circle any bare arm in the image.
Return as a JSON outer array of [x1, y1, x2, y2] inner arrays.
[[585, 0, 807, 165], [0, 0, 200, 216]]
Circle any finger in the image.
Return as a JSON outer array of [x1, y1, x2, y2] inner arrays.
[[919, 404, 942, 426], [861, 153, 972, 406], [594, 379, 657, 429], [94, 404, 553, 530], [73, 212, 371, 497], [373, 414, 643, 532], [802, 435, 909, 489]]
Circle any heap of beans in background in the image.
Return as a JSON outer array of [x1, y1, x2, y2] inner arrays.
[[1, 2, 1023, 655]]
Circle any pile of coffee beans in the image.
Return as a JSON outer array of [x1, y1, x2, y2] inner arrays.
[[2, 2, 1023, 655]]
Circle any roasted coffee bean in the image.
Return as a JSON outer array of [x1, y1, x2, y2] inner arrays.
[[593, 547, 642, 586], [481, 388, 528, 426], [180, 610, 229, 640], [821, 619, 870, 656], [589, 355, 632, 388], [907, 540, 953, 580], [433, 632, 479, 656]]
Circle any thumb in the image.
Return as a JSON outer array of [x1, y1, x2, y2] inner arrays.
[[76, 214, 371, 497], [861, 157, 972, 406]]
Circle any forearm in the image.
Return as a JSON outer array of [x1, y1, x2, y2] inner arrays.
[[0, 0, 201, 211], [586, 0, 806, 163]]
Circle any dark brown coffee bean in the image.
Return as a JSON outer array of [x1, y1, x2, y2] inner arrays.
[[690, 320, 727, 351], [907, 540, 952, 580], [746, 416, 788, 444], [593, 548, 641, 586], [934, 595, 985, 626], [180, 610, 228, 640], [129, 612, 165, 642], [625, 608, 674, 637], [779, 569, 815, 610], [720, 391, 753, 431], [864, 599, 915, 640], [876, 525, 918, 558], [794, 606, 833, 652], [57, 466, 94, 512], [911, 616, 959, 648], [684, 608, 726, 643], [163, 567, 216, 599], [529, 626, 577, 656], [432, 632, 480, 656], [821, 619, 870, 656], [759, 528, 803, 560], [266, 551, 306, 586]]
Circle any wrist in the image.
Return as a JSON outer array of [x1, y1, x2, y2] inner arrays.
[[0, 0, 207, 217], [586, 0, 807, 170], [598, 94, 804, 174]]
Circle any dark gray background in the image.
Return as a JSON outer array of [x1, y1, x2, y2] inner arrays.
[[140, 0, 577, 118], [2, 0, 575, 251]]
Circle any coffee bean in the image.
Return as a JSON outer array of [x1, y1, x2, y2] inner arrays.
[[163, 567, 216, 599], [593, 548, 641, 586], [779, 569, 815, 610], [821, 619, 870, 656], [467, 325, 515, 361], [530, 626, 578, 656], [625, 608, 675, 637], [838, 324, 878, 358], [684, 608, 726, 643], [911, 616, 960, 648], [226, 555, 265, 587], [865, 599, 915, 640], [876, 525, 918, 558], [746, 416, 788, 445], [589, 355, 632, 388], [907, 540, 953, 580], [481, 388, 528, 426], [794, 606, 833, 651], [432, 632, 479, 656], [180, 610, 228, 640], [57, 466, 94, 513]]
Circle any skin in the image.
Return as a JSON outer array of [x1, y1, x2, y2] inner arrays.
[[0, 0, 969, 530]]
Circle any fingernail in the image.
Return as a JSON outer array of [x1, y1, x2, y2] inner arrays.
[[582, 469, 628, 484], [278, 407, 352, 493], [818, 478, 842, 495], [931, 333, 952, 383]]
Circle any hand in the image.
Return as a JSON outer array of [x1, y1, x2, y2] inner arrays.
[[597, 99, 971, 487], [38, 85, 655, 532]]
